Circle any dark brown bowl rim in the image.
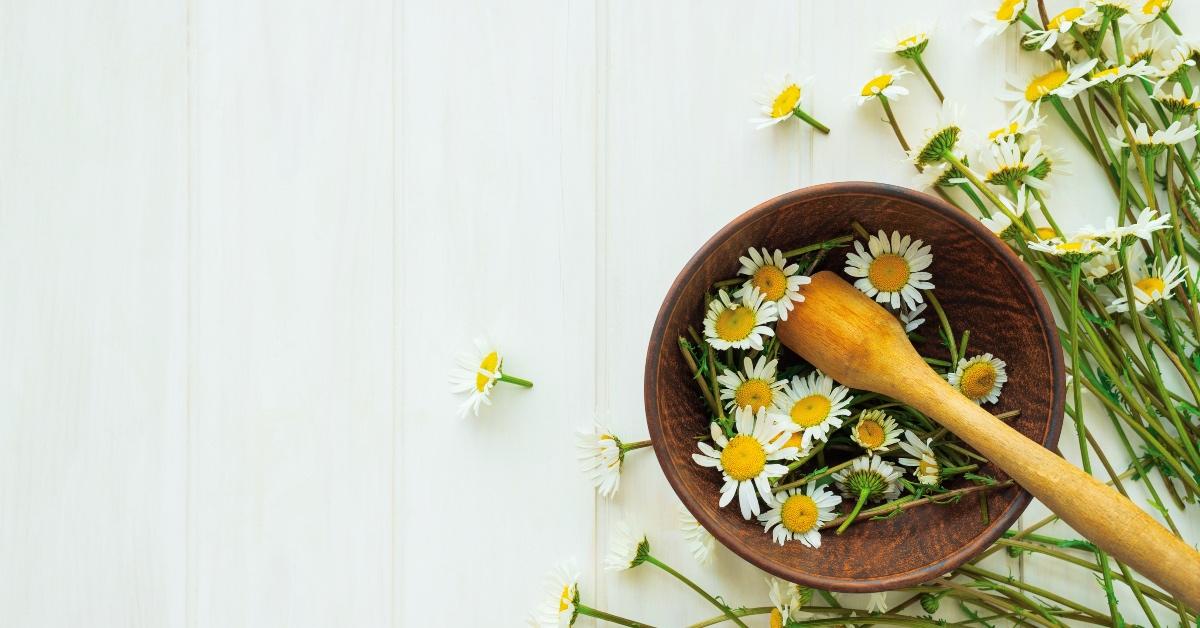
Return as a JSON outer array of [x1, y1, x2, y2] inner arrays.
[[644, 181, 1065, 592]]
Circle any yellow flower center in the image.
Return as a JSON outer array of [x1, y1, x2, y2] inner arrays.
[[476, 351, 500, 392], [897, 34, 924, 48], [1093, 67, 1121, 80], [780, 493, 820, 533], [1136, 276, 1166, 295], [1035, 227, 1057, 240], [1059, 241, 1083, 252], [996, 0, 1024, 21], [715, 306, 756, 341], [782, 431, 804, 450], [855, 419, 886, 449], [1047, 7, 1085, 29], [918, 458, 940, 478], [558, 584, 571, 612], [771, 84, 802, 119], [789, 394, 832, 428], [960, 362, 998, 401], [1143, 0, 1169, 14], [752, 264, 789, 302], [770, 608, 785, 628], [989, 121, 1020, 140], [1025, 68, 1069, 102], [861, 74, 894, 97], [867, 254, 911, 292], [735, 378, 775, 412], [721, 435, 767, 481]]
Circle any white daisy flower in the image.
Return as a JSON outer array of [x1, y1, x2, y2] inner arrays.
[[1028, 233, 1111, 262], [1090, 60, 1158, 84], [528, 562, 580, 627], [679, 506, 715, 565], [849, 409, 902, 454], [692, 406, 795, 520], [449, 336, 532, 417], [1131, 121, 1198, 158], [1024, 6, 1099, 51], [751, 73, 813, 130], [1102, 207, 1171, 244], [1092, 0, 1132, 19], [844, 230, 934, 310], [703, 288, 779, 351], [982, 187, 1038, 239], [876, 23, 932, 57], [1107, 255, 1188, 313], [1134, 0, 1172, 22], [987, 113, 1044, 144], [857, 67, 911, 105], [1001, 58, 1098, 121], [912, 154, 969, 190], [758, 482, 842, 547], [717, 355, 787, 414], [603, 520, 649, 572], [773, 370, 853, 448], [866, 591, 891, 613], [576, 426, 626, 498], [1153, 82, 1200, 117], [832, 456, 903, 529], [898, 430, 942, 486], [907, 99, 963, 167], [900, 302, 928, 332], [980, 136, 1051, 190], [948, 353, 1009, 404], [735, 247, 812, 320], [1154, 40, 1195, 81], [974, 0, 1029, 44], [1083, 249, 1123, 283]]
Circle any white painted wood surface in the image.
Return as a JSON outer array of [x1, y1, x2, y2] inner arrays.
[[0, 1, 1195, 625]]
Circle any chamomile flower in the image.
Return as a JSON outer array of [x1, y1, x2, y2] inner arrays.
[[898, 430, 942, 486], [1083, 249, 1123, 284], [1028, 233, 1110, 262], [975, 0, 1029, 44], [1131, 120, 1198, 157], [986, 114, 1043, 143], [981, 136, 1051, 190], [449, 336, 532, 417], [832, 456, 903, 533], [907, 100, 963, 167], [679, 506, 714, 565], [1155, 40, 1195, 82], [1024, 6, 1099, 51], [1090, 60, 1158, 84], [773, 370, 854, 448], [528, 562, 580, 627], [1092, 0, 1132, 20], [766, 578, 803, 627], [1135, 0, 1173, 22], [1102, 207, 1171, 244], [717, 355, 787, 413], [948, 353, 1008, 404], [857, 67, 911, 105], [877, 23, 932, 58], [1107, 255, 1188, 312], [703, 288, 779, 351], [692, 406, 795, 520], [850, 409, 902, 454], [576, 426, 633, 498], [1001, 58, 1098, 121], [913, 154, 969, 189], [751, 73, 814, 130], [603, 521, 650, 571], [1153, 82, 1200, 117], [982, 188, 1037, 240], [900, 302, 928, 332], [844, 230, 934, 310], [866, 592, 891, 613], [735, 247, 811, 320], [759, 482, 842, 548]]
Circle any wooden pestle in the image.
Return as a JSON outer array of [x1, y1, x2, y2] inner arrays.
[[776, 271, 1200, 611]]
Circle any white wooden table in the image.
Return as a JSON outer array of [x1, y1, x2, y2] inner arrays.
[[2, 1, 1196, 625]]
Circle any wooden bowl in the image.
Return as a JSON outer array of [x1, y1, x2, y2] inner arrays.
[[645, 182, 1065, 591]]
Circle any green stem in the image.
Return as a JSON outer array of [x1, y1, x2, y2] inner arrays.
[[836, 488, 871, 535], [1160, 10, 1182, 35], [644, 556, 748, 628], [621, 439, 652, 453], [911, 52, 944, 102], [793, 106, 830, 134], [576, 604, 653, 627], [498, 373, 533, 387], [878, 95, 910, 152], [685, 606, 773, 628], [781, 234, 854, 258]]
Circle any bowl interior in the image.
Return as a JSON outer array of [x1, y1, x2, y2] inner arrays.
[[645, 182, 1064, 591]]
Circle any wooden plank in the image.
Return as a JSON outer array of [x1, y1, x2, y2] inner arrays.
[[395, 0, 599, 623], [187, 2, 394, 625], [0, 1, 188, 625]]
